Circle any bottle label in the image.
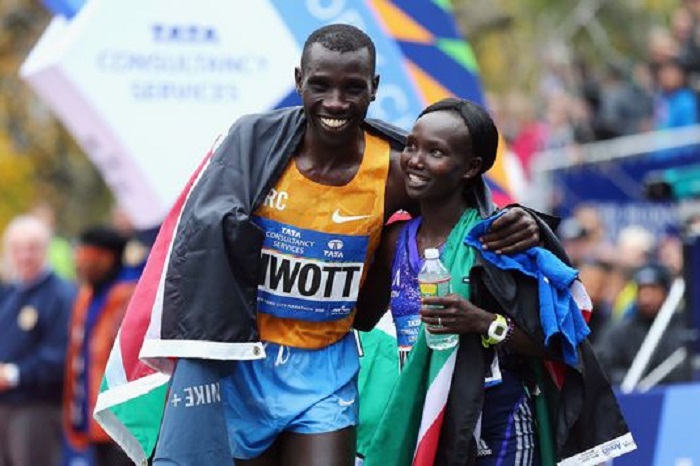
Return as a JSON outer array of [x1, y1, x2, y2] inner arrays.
[[419, 278, 451, 298]]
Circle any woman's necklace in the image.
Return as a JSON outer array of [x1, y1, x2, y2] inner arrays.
[[417, 233, 449, 257]]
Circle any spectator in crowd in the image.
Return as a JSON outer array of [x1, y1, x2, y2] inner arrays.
[[672, 5, 695, 47], [591, 65, 653, 139], [0, 214, 76, 466], [657, 231, 685, 279], [594, 263, 688, 385], [611, 224, 657, 318], [63, 226, 137, 466], [674, 3, 700, 85], [648, 27, 680, 77], [653, 57, 698, 130]]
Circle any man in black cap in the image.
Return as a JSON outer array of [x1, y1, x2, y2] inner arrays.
[[594, 262, 688, 385], [63, 226, 139, 466]]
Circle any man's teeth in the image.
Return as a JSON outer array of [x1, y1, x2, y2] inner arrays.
[[320, 117, 347, 128]]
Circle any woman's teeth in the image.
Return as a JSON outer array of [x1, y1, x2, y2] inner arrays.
[[407, 173, 428, 186]]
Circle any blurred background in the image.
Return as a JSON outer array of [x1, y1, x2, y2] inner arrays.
[[0, 0, 699, 465], [0, 0, 688, 233]]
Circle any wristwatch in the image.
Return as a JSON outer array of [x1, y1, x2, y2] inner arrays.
[[481, 314, 509, 348]]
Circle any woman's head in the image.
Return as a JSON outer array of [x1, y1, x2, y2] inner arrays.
[[400, 98, 498, 202]]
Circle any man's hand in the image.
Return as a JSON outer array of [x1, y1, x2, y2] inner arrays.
[[480, 207, 540, 254]]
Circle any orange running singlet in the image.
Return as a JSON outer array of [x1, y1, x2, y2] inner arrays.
[[253, 132, 390, 349]]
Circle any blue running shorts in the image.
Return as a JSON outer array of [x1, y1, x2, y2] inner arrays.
[[220, 332, 360, 460]]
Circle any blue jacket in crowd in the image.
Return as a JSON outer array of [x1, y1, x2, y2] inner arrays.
[[0, 271, 76, 404]]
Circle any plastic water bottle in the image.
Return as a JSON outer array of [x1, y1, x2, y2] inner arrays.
[[418, 248, 458, 350]]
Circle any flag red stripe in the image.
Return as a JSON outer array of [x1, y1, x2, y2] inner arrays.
[[413, 408, 446, 466], [120, 149, 215, 380], [581, 308, 592, 323]]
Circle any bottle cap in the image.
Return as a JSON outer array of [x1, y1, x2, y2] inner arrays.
[[424, 248, 440, 259]]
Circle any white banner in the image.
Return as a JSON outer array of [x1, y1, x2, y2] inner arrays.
[[21, 0, 300, 228]]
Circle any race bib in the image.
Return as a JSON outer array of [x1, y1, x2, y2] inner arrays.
[[255, 217, 368, 322]]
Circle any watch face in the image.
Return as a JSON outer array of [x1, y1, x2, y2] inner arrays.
[[489, 319, 508, 342]]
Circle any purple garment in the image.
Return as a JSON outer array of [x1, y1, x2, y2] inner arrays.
[[390, 218, 454, 368], [389, 218, 424, 363]]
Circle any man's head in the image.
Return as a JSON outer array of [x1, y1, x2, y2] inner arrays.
[[295, 24, 379, 147], [300, 24, 376, 76], [633, 263, 671, 320], [657, 57, 689, 93], [75, 226, 127, 287], [2, 215, 51, 283], [617, 225, 655, 271]]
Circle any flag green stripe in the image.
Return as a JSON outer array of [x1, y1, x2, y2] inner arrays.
[[357, 327, 400, 455], [363, 333, 431, 466], [99, 379, 169, 460]]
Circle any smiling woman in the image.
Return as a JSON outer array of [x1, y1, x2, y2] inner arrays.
[[355, 97, 635, 466]]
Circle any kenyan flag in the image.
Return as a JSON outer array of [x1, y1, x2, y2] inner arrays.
[[93, 326, 170, 464], [358, 314, 457, 466], [93, 136, 219, 465]]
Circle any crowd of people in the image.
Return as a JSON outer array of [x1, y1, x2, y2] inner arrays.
[[489, 0, 700, 185], [556, 204, 692, 387], [0, 16, 694, 466], [0, 207, 147, 466], [480, 0, 700, 391]]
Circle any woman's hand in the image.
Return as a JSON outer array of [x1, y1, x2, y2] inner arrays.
[[420, 294, 495, 335], [480, 207, 540, 254], [422, 295, 550, 358]]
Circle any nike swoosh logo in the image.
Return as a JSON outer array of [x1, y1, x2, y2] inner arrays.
[[332, 209, 372, 224], [337, 397, 356, 407]]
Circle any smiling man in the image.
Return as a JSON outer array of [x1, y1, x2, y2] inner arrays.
[[104, 24, 544, 466]]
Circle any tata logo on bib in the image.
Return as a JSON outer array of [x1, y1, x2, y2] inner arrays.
[[151, 24, 219, 44], [327, 240, 343, 250], [325, 239, 344, 258]]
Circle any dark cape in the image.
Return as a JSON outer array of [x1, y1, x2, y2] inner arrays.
[[436, 210, 634, 465]]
